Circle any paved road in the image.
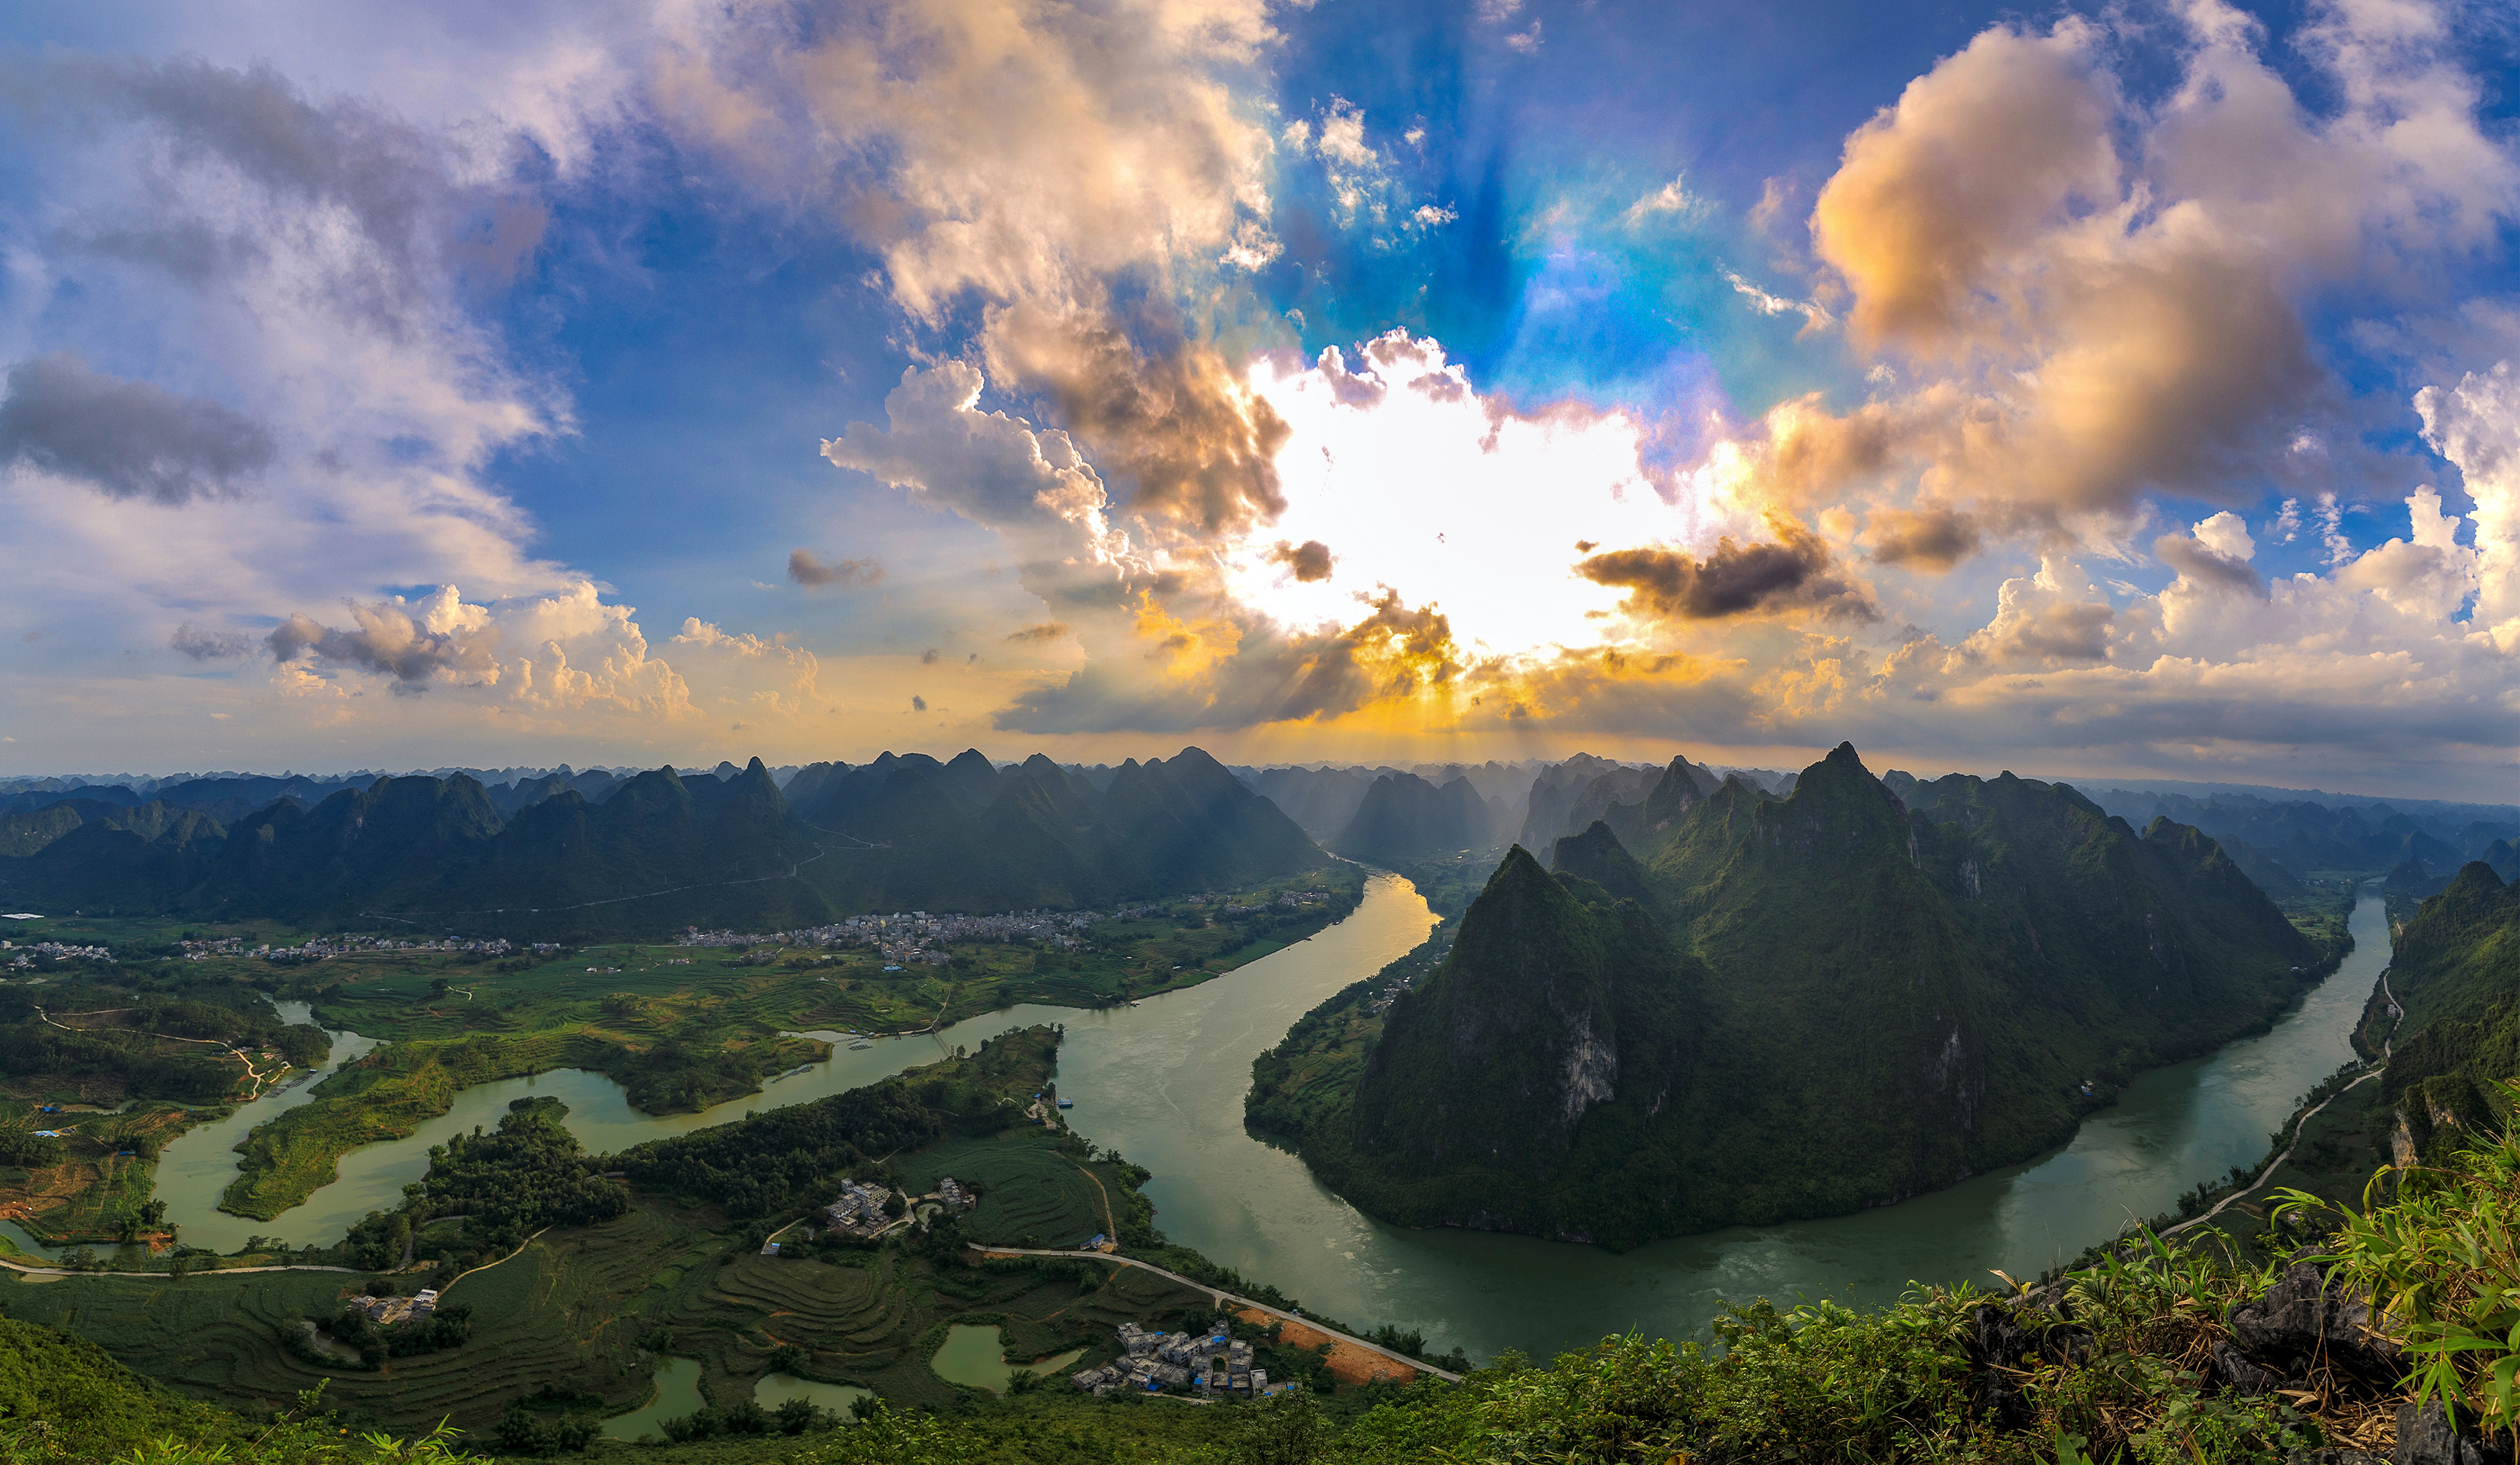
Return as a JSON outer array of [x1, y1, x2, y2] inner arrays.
[[970, 1245, 1464, 1383], [0, 1254, 356, 1278]]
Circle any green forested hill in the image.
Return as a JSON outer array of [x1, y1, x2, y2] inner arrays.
[[1254, 744, 2333, 1248], [0, 748, 1323, 937], [2364, 863, 2520, 1158]]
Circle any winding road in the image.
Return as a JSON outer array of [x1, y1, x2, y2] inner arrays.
[[969, 1244, 1463, 1383]]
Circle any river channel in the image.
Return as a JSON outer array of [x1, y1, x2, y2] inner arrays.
[[110, 873, 2383, 1364]]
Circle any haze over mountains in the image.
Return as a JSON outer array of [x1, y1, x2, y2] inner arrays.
[[0, 750, 1323, 936], [8, 750, 2515, 938]]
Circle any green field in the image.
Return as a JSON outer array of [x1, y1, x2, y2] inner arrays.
[[892, 1131, 1119, 1247], [1, 1031, 1228, 1434], [0, 866, 1360, 1247], [4, 1186, 1215, 1433]]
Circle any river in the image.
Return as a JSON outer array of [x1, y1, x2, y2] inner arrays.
[[1053, 873, 2386, 1361], [119, 873, 2384, 1364]]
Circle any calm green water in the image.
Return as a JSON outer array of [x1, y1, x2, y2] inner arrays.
[[1051, 875, 2388, 1362], [752, 1372, 872, 1416], [927, 1323, 1087, 1392], [604, 1356, 703, 1440], [157, 1010, 1070, 1250]]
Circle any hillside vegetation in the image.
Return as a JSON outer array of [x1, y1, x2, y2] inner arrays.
[[0, 749, 1322, 939], [1251, 744, 2340, 1248], [31, 1115, 2520, 1462]]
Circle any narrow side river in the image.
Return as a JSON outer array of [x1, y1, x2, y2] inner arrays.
[[113, 872, 2384, 1365]]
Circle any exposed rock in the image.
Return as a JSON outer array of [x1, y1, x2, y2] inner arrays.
[[2226, 1254, 2401, 1386], [2393, 1399, 2515, 1465], [2289, 1450, 2384, 1465], [1967, 1303, 2093, 1431], [2213, 1338, 2282, 1396]]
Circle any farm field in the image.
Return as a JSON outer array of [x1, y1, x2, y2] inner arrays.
[[0, 865, 1357, 1252], [0, 1100, 193, 1243], [4, 1186, 1216, 1433], [892, 1130, 1122, 1248]]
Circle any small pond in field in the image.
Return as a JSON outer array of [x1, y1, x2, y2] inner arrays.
[[603, 1356, 704, 1441], [752, 1372, 872, 1417], [927, 1324, 1086, 1392]]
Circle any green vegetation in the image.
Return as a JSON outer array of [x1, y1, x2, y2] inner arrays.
[[221, 1031, 617, 1220], [39, 1121, 2520, 1462], [1, 1028, 1237, 1440], [0, 749, 1329, 943], [891, 1134, 1113, 1248], [0, 857, 1355, 1244], [1252, 745, 2337, 1249]]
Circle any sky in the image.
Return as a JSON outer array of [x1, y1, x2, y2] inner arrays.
[[1, 0, 2517, 797]]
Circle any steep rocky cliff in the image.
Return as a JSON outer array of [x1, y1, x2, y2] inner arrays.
[[1260, 743, 2330, 1248]]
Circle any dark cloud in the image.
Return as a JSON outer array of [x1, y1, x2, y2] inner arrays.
[[788, 548, 884, 587], [0, 352, 273, 504], [911, 694, 928, 712], [1578, 522, 1878, 622], [1005, 622, 1073, 644], [2154, 532, 2265, 594], [987, 304, 1289, 537], [1273, 591, 1460, 722], [920, 647, 941, 664], [1267, 539, 1335, 583], [1864, 505, 1982, 572], [168, 623, 256, 660]]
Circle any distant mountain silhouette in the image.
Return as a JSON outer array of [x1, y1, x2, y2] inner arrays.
[[1330, 773, 1495, 862], [0, 748, 1323, 935]]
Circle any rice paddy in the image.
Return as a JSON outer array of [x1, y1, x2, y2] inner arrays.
[[6, 1128, 1214, 1432]]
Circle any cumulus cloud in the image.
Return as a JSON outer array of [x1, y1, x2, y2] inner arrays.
[[1714, 2, 2520, 544], [267, 587, 500, 689], [787, 548, 883, 588], [0, 352, 274, 504], [0, 51, 596, 748], [981, 303, 1289, 537], [258, 584, 696, 715], [661, 0, 1286, 551], [2155, 511, 2265, 594]]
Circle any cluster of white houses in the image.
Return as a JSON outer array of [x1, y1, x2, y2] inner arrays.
[[814, 1176, 977, 1241], [1070, 1320, 1269, 1397], [345, 1288, 440, 1325], [178, 934, 562, 963]]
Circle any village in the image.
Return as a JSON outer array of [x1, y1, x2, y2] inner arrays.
[[1068, 1319, 1271, 1398], [681, 886, 1345, 968], [175, 934, 566, 963]]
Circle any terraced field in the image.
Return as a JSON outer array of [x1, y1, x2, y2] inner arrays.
[[894, 1131, 1119, 1246], [1, 1202, 703, 1432], [8, 1184, 1215, 1430]]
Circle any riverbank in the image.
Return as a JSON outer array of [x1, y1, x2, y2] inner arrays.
[[1043, 874, 2394, 1361]]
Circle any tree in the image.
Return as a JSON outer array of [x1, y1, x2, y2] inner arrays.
[[1233, 1386, 1327, 1465]]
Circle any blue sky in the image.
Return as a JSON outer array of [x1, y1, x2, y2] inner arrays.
[[1, 0, 2516, 795]]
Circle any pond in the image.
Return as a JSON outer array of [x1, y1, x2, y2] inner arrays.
[[602, 1356, 704, 1441], [927, 1323, 1087, 1392], [752, 1372, 872, 1417]]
